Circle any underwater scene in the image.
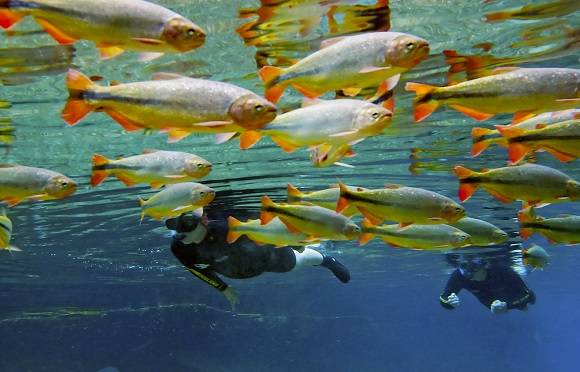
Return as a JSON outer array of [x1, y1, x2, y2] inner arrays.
[[0, 0, 579, 371]]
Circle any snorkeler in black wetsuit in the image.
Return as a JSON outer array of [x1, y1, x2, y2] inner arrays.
[[166, 212, 350, 309], [439, 257, 536, 314]]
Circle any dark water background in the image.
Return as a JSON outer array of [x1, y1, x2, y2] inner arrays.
[[0, 0, 579, 371]]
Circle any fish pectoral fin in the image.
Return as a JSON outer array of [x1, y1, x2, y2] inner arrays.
[[138, 52, 165, 62], [270, 136, 298, 153], [512, 111, 535, 124], [4, 197, 23, 207], [116, 174, 137, 187], [104, 110, 143, 132], [359, 66, 391, 74], [291, 84, 323, 99], [98, 45, 125, 60], [329, 130, 358, 138], [449, 104, 494, 121], [483, 187, 514, 204], [167, 129, 192, 143], [279, 218, 302, 234], [34, 17, 77, 45], [194, 121, 233, 127], [240, 131, 262, 149], [357, 207, 382, 226], [132, 37, 163, 45], [215, 132, 239, 145]]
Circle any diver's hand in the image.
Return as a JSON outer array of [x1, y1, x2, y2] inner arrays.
[[223, 286, 239, 311], [447, 293, 460, 308], [490, 300, 508, 314]]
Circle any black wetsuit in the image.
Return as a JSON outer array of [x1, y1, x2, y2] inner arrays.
[[439, 266, 536, 311], [171, 220, 296, 292]]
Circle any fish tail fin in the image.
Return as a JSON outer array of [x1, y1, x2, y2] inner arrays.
[[405, 82, 439, 122], [336, 183, 350, 213], [519, 227, 533, 240], [258, 66, 285, 103], [260, 196, 276, 224], [517, 207, 536, 223], [90, 153, 111, 187], [471, 127, 496, 139], [62, 69, 96, 125], [470, 141, 491, 157], [494, 125, 524, 138], [484, 11, 511, 23], [470, 127, 495, 156], [0, 1, 25, 29], [453, 165, 479, 202], [286, 183, 303, 202], [227, 216, 243, 243]]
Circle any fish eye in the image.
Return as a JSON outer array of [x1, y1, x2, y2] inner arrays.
[[187, 28, 197, 37], [406, 42, 415, 49], [371, 112, 380, 119], [255, 104, 264, 112], [200, 192, 205, 196], [60, 181, 69, 186], [455, 207, 462, 213], [197, 163, 204, 168]]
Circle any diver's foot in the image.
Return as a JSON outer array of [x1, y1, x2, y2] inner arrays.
[[320, 254, 350, 283]]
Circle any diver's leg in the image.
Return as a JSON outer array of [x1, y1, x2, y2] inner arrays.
[[293, 248, 350, 283]]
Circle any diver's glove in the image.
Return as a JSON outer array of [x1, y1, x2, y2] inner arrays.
[[446, 293, 460, 308], [490, 300, 508, 314], [223, 286, 239, 311]]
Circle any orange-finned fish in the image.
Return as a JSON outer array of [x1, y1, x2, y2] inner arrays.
[[470, 109, 580, 157], [61, 70, 277, 144], [405, 67, 580, 123], [287, 183, 360, 217], [260, 196, 360, 241], [0, 164, 76, 206], [258, 31, 429, 103], [453, 163, 580, 207], [139, 182, 215, 221], [0, 0, 205, 60], [522, 244, 550, 269], [358, 219, 472, 249], [227, 216, 315, 247], [336, 183, 465, 227], [450, 217, 508, 246], [518, 207, 580, 244], [484, 0, 580, 22], [310, 141, 361, 168], [495, 119, 580, 164], [91, 150, 212, 189]]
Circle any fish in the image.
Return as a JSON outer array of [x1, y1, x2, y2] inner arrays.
[[287, 183, 360, 217], [91, 150, 212, 188], [61, 70, 277, 144], [249, 99, 391, 152], [518, 207, 580, 244], [453, 163, 580, 207], [484, 0, 580, 22], [336, 183, 465, 227], [0, 207, 19, 251], [522, 244, 550, 269], [0, 0, 205, 60], [450, 217, 508, 246], [310, 141, 361, 168], [139, 182, 215, 221], [471, 109, 580, 157], [405, 67, 580, 123], [260, 196, 360, 241], [227, 216, 316, 247], [495, 119, 580, 164], [0, 164, 76, 207], [258, 32, 429, 103], [358, 219, 472, 249]]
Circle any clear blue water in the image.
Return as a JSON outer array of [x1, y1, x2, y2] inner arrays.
[[0, 1, 579, 371]]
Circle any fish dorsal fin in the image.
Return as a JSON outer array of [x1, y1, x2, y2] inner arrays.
[[320, 36, 347, 49], [152, 72, 187, 81], [142, 149, 159, 154], [384, 183, 401, 189]]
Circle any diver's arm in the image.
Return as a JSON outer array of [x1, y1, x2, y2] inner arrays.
[[503, 271, 536, 310], [171, 239, 229, 292], [439, 270, 463, 310]]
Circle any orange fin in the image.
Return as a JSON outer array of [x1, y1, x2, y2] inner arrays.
[[336, 183, 350, 213], [519, 228, 533, 240], [507, 143, 531, 165], [35, 17, 77, 44], [166, 129, 192, 143], [239, 131, 262, 150], [91, 153, 110, 167], [260, 196, 276, 224], [287, 184, 302, 202], [450, 104, 493, 121], [471, 140, 491, 157], [543, 147, 576, 163], [66, 69, 94, 92], [3, 197, 22, 207], [292, 84, 323, 100], [484, 11, 512, 23], [399, 222, 412, 228], [150, 182, 163, 189], [495, 124, 524, 138], [115, 173, 136, 187], [512, 111, 535, 124], [342, 86, 361, 97], [405, 82, 437, 97], [258, 66, 282, 85], [358, 232, 374, 246], [453, 165, 475, 179], [358, 207, 382, 226], [458, 183, 478, 202], [227, 216, 243, 243], [270, 136, 298, 153], [104, 110, 143, 132], [0, 9, 24, 29], [264, 84, 285, 104], [280, 218, 301, 234], [471, 127, 496, 139], [98, 45, 125, 60], [61, 100, 93, 126], [413, 101, 439, 122], [484, 187, 514, 204], [90, 171, 108, 187], [406, 82, 439, 122]]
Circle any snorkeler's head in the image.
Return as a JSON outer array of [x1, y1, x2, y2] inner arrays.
[[458, 256, 487, 279], [165, 213, 203, 233]]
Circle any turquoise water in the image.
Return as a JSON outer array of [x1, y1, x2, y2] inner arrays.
[[0, 1, 579, 371]]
